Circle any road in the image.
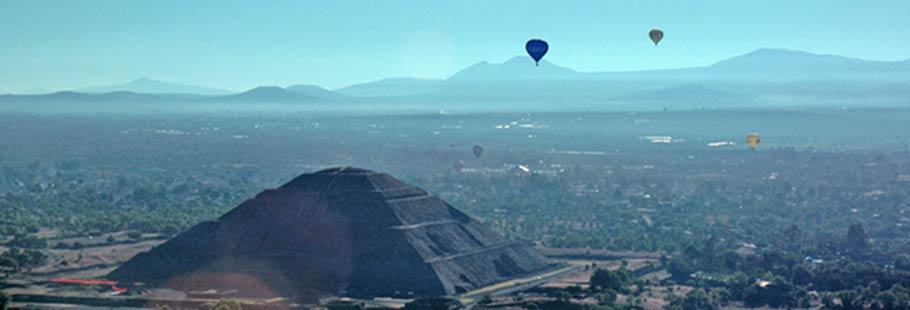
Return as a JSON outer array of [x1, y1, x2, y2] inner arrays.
[[459, 264, 584, 308]]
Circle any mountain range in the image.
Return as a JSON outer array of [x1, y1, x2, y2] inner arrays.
[[76, 77, 231, 96], [3, 48, 909, 110]]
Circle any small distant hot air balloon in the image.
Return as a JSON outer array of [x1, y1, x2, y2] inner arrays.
[[746, 133, 761, 150], [525, 39, 549, 66], [649, 29, 664, 46], [472, 145, 484, 158]]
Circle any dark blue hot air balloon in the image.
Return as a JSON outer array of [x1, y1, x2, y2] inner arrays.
[[525, 39, 548, 67]]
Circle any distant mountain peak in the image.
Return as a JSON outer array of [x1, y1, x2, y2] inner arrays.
[[77, 78, 230, 95], [246, 85, 285, 92], [125, 77, 168, 86], [705, 48, 910, 80], [219, 86, 317, 102], [747, 48, 813, 55], [712, 48, 870, 68], [448, 55, 577, 80], [236, 86, 301, 97], [501, 55, 533, 65], [496, 55, 564, 69], [285, 84, 348, 99]]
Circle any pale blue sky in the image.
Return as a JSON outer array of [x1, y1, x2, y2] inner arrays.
[[1, 0, 908, 92]]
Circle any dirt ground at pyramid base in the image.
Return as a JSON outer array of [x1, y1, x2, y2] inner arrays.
[[3, 235, 683, 310]]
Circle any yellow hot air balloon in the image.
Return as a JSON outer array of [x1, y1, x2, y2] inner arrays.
[[649, 28, 664, 46], [745, 133, 761, 150]]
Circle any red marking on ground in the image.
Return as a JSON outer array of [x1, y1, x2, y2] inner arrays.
[[51, 278, 119, 286], [51, 278, 127, 292]]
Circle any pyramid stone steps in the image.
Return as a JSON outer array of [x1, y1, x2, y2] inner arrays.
[[108, 167, 552, 300]]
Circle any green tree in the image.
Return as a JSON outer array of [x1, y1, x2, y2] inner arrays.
[[743, 276, 798, 308], [8, 235, 46, 249], [21, 249, 47, 266], [821, 292, 835, 309], [666, 289, 715, 310], [835, 290, 863, 310], [553, 290, 572, 302], [666, 258, 695, 283], [895, 257, 910, 271], [0, 291, 10, 310], [209, 299, 241, 310], [879, 284, 910, 310], [127, 230, 142, 240], [595, 290, 617, 306], [590, 268, 631, 292], [711, 287, 731, 306], [0, 257, 20, 274], [161, 224, 181, 237], [878, 291, 898, 310], [781, 224, 803, 250], [846, 224, 868, 252], [726, 271, 751, 300]]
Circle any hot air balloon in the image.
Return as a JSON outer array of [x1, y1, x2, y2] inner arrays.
[[746, 133, 761, 150], [472, 145, 484, 158], [525, 39, 549, 66], [649, 29, 664, 46]]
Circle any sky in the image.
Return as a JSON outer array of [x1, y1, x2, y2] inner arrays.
[[1, 0, 908, 93]]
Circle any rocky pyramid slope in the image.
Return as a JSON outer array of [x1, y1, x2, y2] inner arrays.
[[108, 167, 552, 300]]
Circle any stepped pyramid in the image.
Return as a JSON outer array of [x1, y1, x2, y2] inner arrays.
[[108, 167, 551, 300]]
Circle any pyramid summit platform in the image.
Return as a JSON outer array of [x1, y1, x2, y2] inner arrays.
[[108, 167, 552, 300]]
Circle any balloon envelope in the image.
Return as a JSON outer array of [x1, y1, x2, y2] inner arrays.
[[525, 39, 549, 66], [472, 145, 484, 158], [746, 134, 761, 149], [649, 29, 664, 46]]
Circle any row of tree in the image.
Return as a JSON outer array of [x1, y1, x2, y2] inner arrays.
[[0, 248, 47, 275]]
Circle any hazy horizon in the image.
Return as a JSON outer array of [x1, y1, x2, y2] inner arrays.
[[2, 1, 909, 93], [5, 47, 909, 95]]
